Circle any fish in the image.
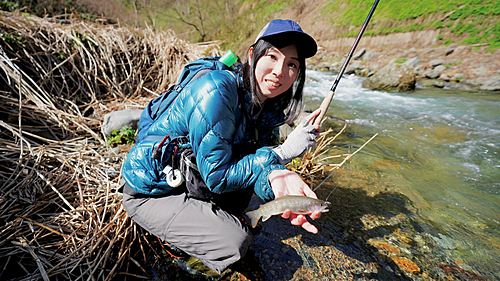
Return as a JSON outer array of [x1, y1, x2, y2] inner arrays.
[[246, 196, 330, 228]]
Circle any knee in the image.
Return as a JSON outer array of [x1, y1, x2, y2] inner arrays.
[[231, 228, 252, 258]]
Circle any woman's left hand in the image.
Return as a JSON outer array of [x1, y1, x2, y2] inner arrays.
[[269, 169, 322, 234]]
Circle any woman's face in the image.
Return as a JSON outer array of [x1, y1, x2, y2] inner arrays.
[[250, 44, 300, 102]]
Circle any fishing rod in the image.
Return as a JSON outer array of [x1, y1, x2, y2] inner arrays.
[[312, 0, 380, 126]]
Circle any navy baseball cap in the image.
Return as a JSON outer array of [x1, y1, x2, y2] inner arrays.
[[255, 19, 317, 58]]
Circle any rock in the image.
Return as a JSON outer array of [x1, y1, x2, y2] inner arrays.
[[330, 61, 341, 72], [353, 48, 366, 60], [355, 68, 370, 77], [364, 51, 380, 60], [479, 74, 500, 91], [368, 64, 380, 72], [473, 66, 490, 77], [419, 79, 445, 88], [391, 257, 421, 274], [439, 73, 451, 82], [429, 59, 445, 67], [361, 63, 416, 92], [424, 65, 447, 79], [413, 64, 424, 75], [451, 73, 467, 82], [403, 56, 421, 66], [345, 63, 363, 74], [101, 109, 143, 137]]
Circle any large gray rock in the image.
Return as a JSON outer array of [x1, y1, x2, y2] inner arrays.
[[362, 63, 416, 92], [473, 66, 490, 77], [101, 109, 143, 136], [479, 74, 500, 91]]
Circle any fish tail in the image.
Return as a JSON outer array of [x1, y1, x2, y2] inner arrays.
[[245, 210, 260, 228]]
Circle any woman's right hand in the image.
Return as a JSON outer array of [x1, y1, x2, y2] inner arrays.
[[272, 108, 322, 165]]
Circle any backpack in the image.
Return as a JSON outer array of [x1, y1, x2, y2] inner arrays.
[[136, 56, 234, 142]]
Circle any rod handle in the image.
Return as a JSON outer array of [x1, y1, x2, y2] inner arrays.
[[312, 90, 335, 126]]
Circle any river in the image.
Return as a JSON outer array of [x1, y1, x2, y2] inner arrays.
[[302, 70, 500, 280]]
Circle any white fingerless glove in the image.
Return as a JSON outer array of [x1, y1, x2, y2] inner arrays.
[[272, 118, 318, 165]]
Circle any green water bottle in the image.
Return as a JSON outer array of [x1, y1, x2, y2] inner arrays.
[[219, 50, 237, 67]]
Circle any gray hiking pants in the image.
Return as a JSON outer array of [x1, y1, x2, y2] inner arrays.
[[122, 183, 253, 274]]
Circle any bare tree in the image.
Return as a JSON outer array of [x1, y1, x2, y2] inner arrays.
[[169, 0, 207, 42]]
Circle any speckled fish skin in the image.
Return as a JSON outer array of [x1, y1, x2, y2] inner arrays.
[[246, 195, 330, 228]]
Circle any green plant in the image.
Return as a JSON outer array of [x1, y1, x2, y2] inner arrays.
[[0, 0, 19, 11], [107, 126, 136, 146], [437, 35, 444, 40], [395, 58, 407, 64], [444, 39, 455, 45], [445, 61, 462, 67]]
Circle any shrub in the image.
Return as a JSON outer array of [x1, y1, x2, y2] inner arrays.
[[107, 126, 136, 146]]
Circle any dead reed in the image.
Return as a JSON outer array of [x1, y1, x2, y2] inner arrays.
[[0, 11, 219, 280]]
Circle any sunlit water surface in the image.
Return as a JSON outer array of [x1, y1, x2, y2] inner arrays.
[[304, 70, 500, 279]]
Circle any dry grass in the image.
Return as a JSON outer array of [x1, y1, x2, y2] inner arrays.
[[0, 10, 374, 280], [0, 11, 220, 280]]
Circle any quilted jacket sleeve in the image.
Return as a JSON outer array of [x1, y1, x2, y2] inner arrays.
[[182, 70, 284, 202]]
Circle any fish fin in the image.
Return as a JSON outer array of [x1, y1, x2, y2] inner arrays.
[[261, 215, 271, 222], [245, 210, 260, 228]]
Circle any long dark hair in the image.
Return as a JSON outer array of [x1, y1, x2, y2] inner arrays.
[[239, 38, 306, 124]]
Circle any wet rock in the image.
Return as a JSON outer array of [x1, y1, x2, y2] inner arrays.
[[430, 233, 456, 250], [392, 257, 421, 274], [101, 109, 142, 136], [437, 264, 488, 281], [368, 239, 401, 256], [362, 63, 416, 92]]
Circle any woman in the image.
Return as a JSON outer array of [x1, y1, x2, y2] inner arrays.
[[121, 19, 322, 274]]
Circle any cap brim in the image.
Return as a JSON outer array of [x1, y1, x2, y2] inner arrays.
[[260, 31, 317, 58]]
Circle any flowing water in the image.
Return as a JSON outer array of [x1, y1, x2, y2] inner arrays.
[[303, 70, 500, 279]]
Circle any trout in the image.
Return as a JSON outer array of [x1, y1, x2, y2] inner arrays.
[[246, 196, 330, 228]]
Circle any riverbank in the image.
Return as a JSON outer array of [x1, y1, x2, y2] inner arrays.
[[1, 10, 497, 280], [309, 42, 500, 92]]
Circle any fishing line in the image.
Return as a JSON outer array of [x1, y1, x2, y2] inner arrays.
[[315, 168, 339, 202], [313, 133, 379, 201]]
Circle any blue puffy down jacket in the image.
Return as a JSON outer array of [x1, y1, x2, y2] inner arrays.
[[121, 69, 288, 202]]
